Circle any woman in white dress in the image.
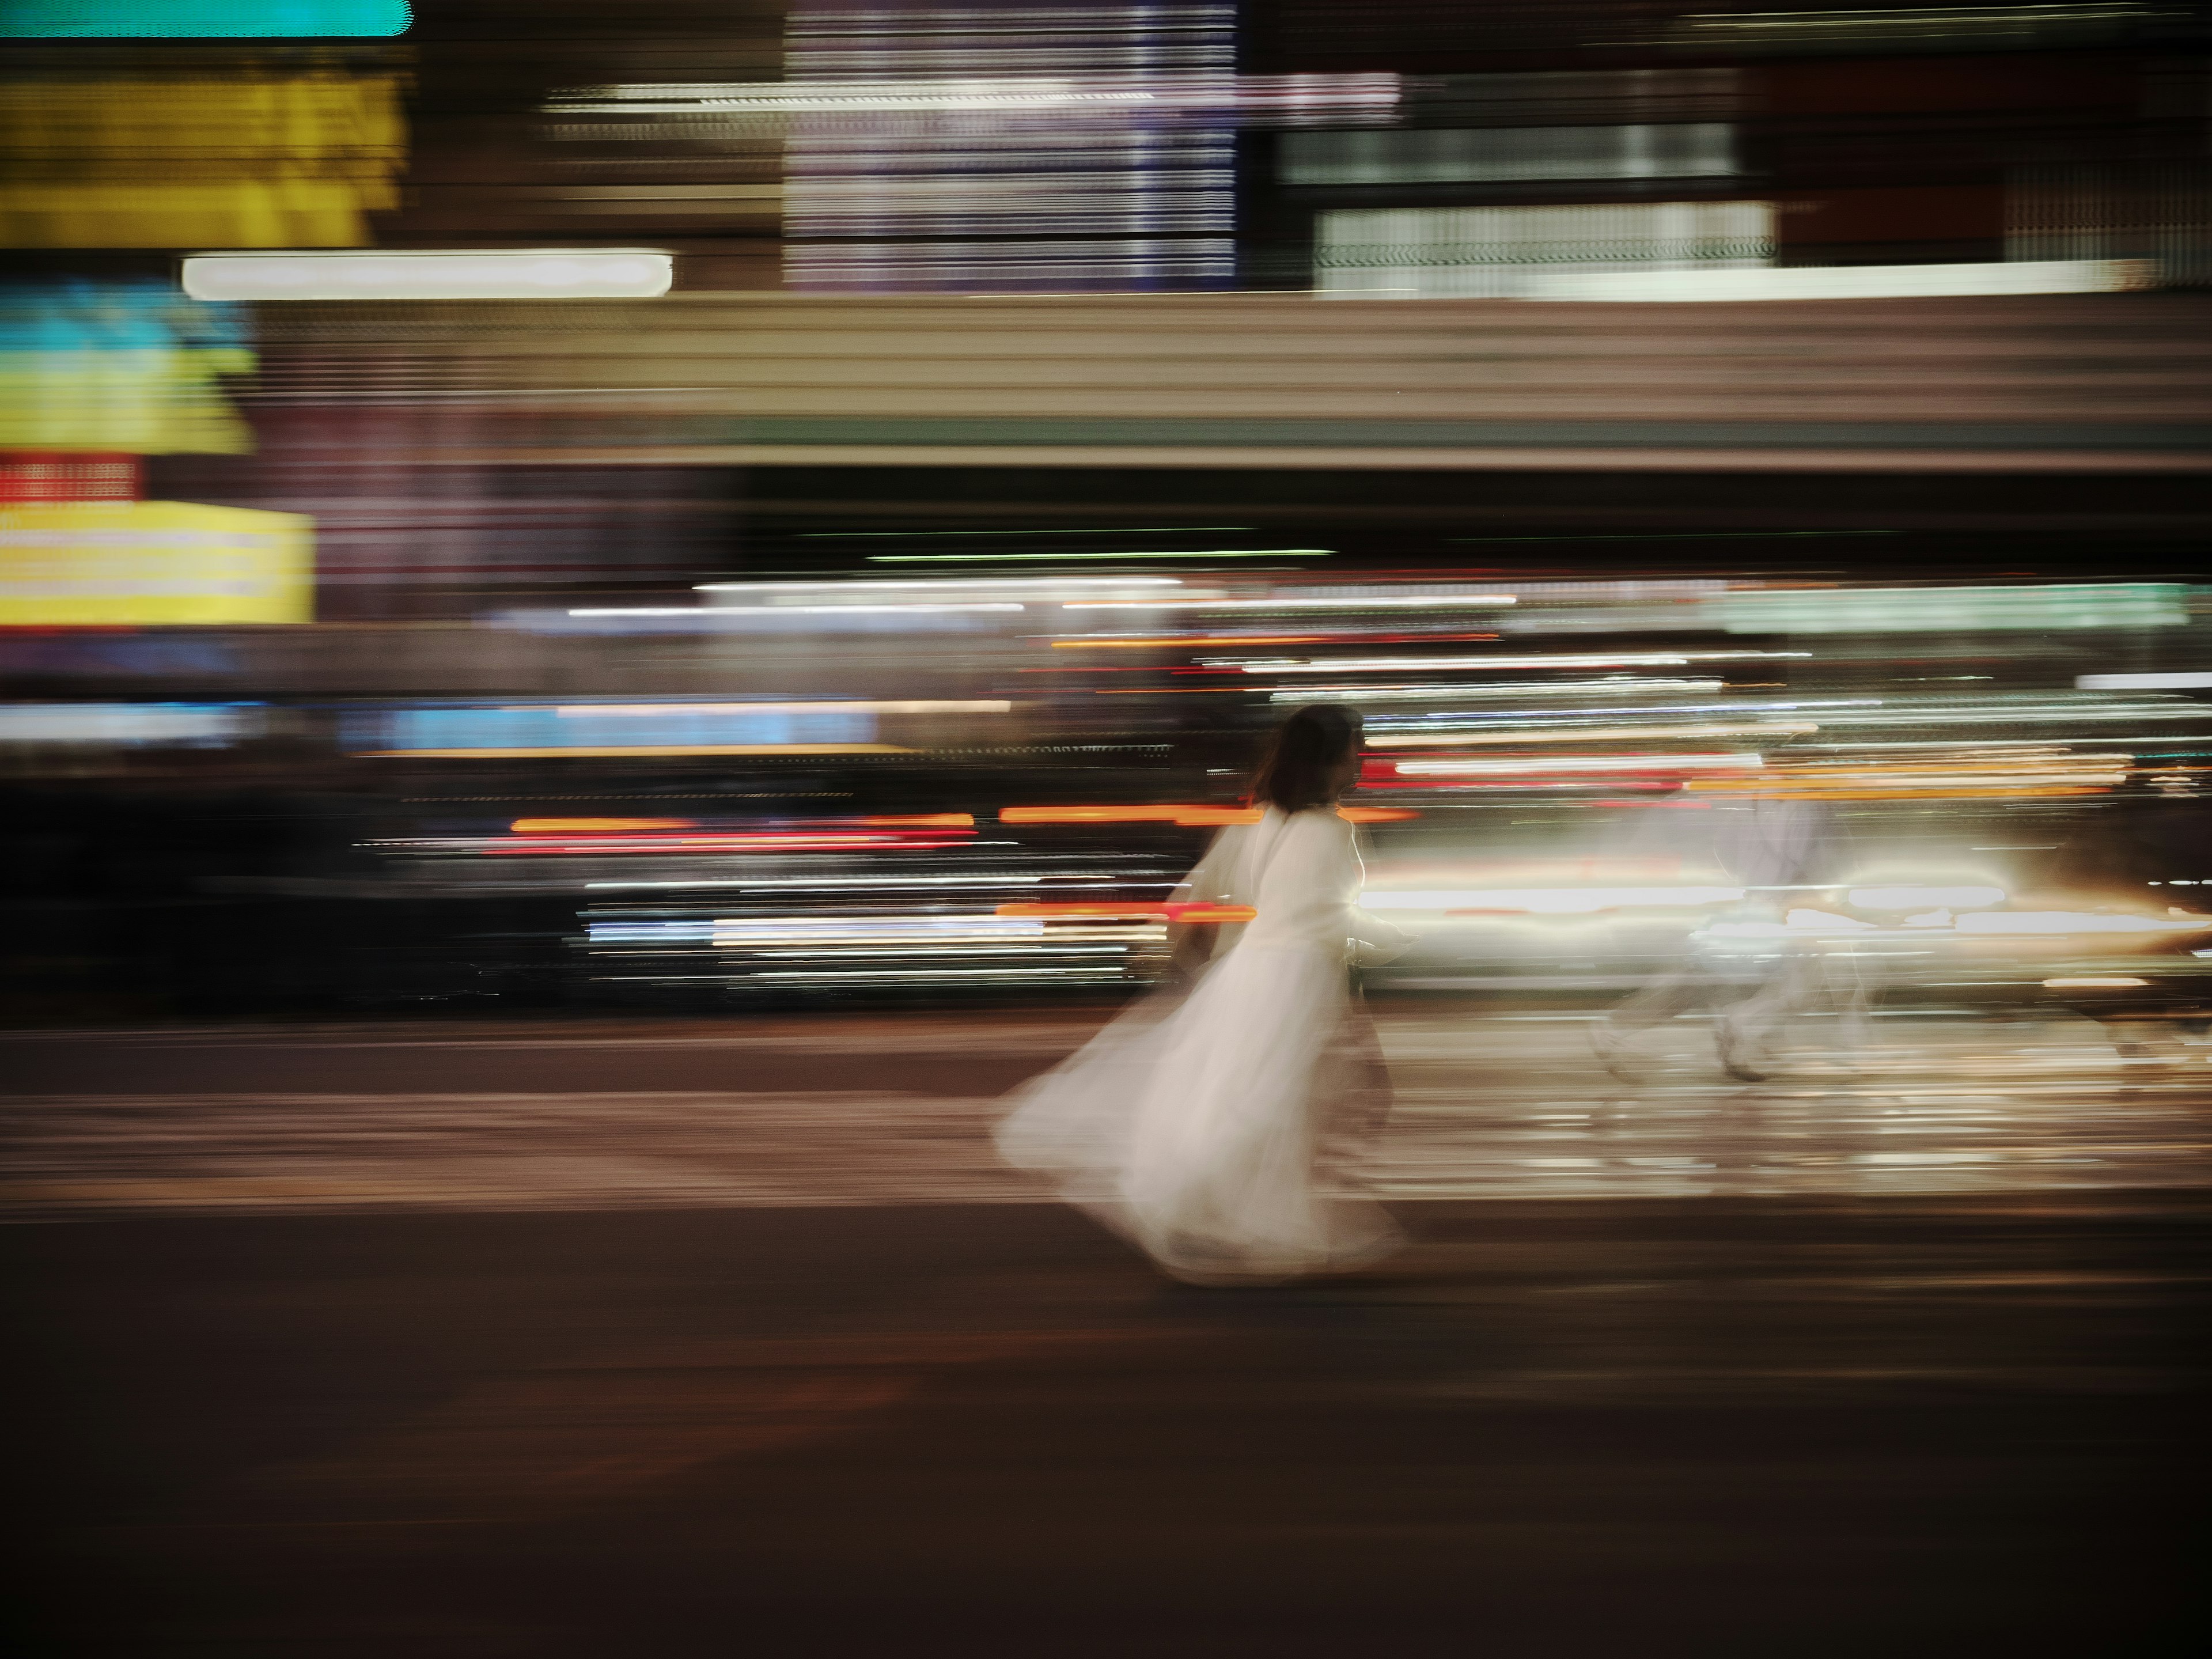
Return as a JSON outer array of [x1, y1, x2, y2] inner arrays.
[[995, 705, 1410, 1284]]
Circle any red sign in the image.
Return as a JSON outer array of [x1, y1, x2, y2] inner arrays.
[[0, 454, 142, 503]]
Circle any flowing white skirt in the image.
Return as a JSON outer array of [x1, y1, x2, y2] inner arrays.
[[995, 940, 1402, 1283]]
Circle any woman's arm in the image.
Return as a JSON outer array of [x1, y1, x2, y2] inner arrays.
[[1346, 821, 1415, 965]]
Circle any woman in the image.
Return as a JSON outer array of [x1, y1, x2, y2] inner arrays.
[[995, 704, 1410, 1284]]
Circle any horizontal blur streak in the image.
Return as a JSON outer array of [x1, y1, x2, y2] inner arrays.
[[236, 293, 2212, 479], [999, 804, 1418, 825], [181, 251, 674, 302]]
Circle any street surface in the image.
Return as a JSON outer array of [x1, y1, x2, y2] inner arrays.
[[6, 1006, 2210, 1654]]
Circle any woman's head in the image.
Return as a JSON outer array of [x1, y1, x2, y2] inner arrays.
[[1251, 704, 1363, 812]]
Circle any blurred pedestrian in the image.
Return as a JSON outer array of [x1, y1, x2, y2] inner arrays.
[[996, 704, 1411, 1284], [1592, 749, 1857, 1082]]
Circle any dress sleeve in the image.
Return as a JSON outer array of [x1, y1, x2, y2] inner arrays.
[[1172, 824, 1242, 908], [1164, 824, 1244, 970]]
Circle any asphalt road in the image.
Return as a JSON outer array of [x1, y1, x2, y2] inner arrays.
[[5, 1009, 2210, 1656]]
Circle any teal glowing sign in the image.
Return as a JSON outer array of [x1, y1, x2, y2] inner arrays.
[[1, 1, 410, 35]]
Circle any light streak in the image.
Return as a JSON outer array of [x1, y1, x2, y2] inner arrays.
[[2043, 977, 2152, 988], [1052, 636, 1328, 649], [586, 874, 1079, 891], [1234, 650, 1808, 674], [1271, 679, 1727, 702], [1364, 886, 1745, 914], [2077, 671, 2212, 690], [1958, 912, 2205, 935], [490, 828, 968, 854], [183, 250, 673, 301], [1393, 752, 1762, 776], [699, 578, 1181, 593], [997, 902, 1256, 921], [569, 604, 1024, 616], [513, 818, 695, 834], [355, 744, 918, 759], [998, 804, 1419, 825], [544, 703, 1009, 717], [1524, 259, 2148, 302], [748, 967, 1130, 981], [1366, 721, 1816, 748], [1062, 593, 1517, 610], [868, 549, 1334, 563]]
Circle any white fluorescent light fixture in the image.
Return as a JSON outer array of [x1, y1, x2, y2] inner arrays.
[[182, 250, 674, 301], [1523, 259, 2150, 302], [2077, 671, 2212, 691]]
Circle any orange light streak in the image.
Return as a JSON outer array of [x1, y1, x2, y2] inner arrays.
[[1000, 804, 1418, 826]]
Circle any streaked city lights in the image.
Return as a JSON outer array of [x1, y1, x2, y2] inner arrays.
[[12, 8, 2212, 1648]]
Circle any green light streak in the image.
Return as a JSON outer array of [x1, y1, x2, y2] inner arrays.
[[809, 527, 1252, 539], [868, 549, 1334, 564]]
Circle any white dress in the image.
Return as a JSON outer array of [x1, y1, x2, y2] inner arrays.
[[995, 805, 1407, 1283]]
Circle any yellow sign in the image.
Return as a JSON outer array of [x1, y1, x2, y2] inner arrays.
[[0, 73, 404, 248], [0, 501, 313, 625]]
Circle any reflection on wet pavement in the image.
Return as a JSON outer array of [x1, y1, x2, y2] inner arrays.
[[5, 1011, 2206, 1213]]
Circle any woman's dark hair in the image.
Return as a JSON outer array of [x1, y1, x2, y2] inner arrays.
[[1251, 704, 1362, 812]]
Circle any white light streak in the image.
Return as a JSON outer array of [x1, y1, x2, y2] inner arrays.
[[544, 73, 1399, 122], [1395, 751, 1762, 775], [2076, 671, 2212, 690], [1062, 593, 1517, 611], [1364, 885, 1745, 914], [552, 702, 1009, 717], [1367, 721, 1815, 748], [1958, 911, 2202, 935], [1526, 259, 2150, 302], [569, 604, 1023, 616], [1271, 679, 1727, 702], [183, 250, 673, 301], [1233, 650, 1806, 675], [700, 578, 1181, 594]]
